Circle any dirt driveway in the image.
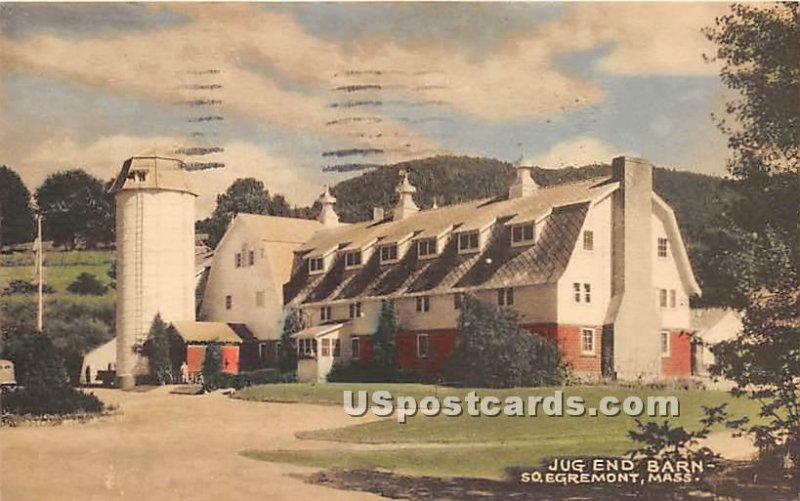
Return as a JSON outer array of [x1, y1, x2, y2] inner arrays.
[[0, 387, 382, 501]]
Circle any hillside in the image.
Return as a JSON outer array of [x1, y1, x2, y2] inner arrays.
[[330, 155, 735, 306]]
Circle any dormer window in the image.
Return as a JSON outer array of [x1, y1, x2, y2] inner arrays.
[[379, 244, 398, 264], [417, 238, 437, 258], [458, 231, 479, 253], [308, 257, 325, 274], [510, 223, 535, 246], [345, 251, 362, 268]]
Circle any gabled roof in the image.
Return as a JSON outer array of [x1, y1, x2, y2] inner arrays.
[[172, 321, 242, 344], [236, 213, 322, 244], [287, 177, 613, 305]]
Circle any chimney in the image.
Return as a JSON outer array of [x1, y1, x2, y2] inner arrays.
[[608, 156, 660, 379], [393, 170, 419, 220], [317, 185, 339, 227], [508, 161, 538, 199], [372, 207, 385, 222]]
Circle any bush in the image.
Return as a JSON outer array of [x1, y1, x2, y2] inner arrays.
[[327, 361, 437, 384], [444, 295, 564, 388], [201, 344, 223, 390], [2, 387, 104, 416], [2, 280, 54, 295], [66, 272, 108, 295], [207, 369, 296, 390]]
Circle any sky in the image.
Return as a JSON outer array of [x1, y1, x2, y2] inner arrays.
[[0, 2, 734, 216]]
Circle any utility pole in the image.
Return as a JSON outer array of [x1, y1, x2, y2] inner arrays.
[[36, 212, 44, 332]]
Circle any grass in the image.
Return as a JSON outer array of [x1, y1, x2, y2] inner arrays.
[[0, 250, 115, 306], [237, 383, 762, 478]]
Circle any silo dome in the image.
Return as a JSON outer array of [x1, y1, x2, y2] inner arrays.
[[110, 156, 197, 389]]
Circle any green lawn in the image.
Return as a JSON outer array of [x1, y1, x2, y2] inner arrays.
[[0, 250, 115, 306], [237, 383, 761, 478]]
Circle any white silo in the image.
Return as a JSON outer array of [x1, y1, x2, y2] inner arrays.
[[110, 156, 197, 389]]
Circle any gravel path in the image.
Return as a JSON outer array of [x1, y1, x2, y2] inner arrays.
[[0, 387, 382, 501]]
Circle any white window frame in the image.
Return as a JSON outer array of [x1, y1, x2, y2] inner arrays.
[[417, 333, 430, 359], [661, 330, 671, 357], [417, 238, 438, 258], [583, 283, 591, 304], [669, 289, 677, 308], [380, 244, 399, 264], [583, 230, 594, 251], [581, 328, 596, 356], [573, 282, 591, 304], [351, 337, 360, 359], [321, 306, 332, 321], [248, 250, 255, 266], [321, 338, 331, 357], [349, 302, 362, 318], [497, 288, 514, 306], [345, 250, 363, 268], [657, 237, 669, 258], [457, 231, 480, 254], [453, 292, 464, 310], [659, 288, 668, 308], [510, 223, 535, 246], [416, 296, 431, 313], [235, 253, 242, 268], [308, 257, 325, 274]]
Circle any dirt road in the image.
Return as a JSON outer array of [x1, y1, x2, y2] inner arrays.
[[0, 387, 382, 501]]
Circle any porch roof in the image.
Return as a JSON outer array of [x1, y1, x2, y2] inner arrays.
[[291, 323, 345, 340], [172, 321, 242, 344]]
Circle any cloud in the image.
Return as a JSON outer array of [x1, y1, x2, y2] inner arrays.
[[531, 135, 629, 169], [14, 134, 325, 217]]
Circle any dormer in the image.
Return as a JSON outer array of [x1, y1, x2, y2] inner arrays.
[[509, 221, 535, 247], [393, 170, 419, 221], [307, 256, 325, 275], [457, 230, 480, 254]]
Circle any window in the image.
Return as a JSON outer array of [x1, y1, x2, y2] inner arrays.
[[308, 257, 324, 273], [581, 328, 596, 356], [351, 337, 360, 359], [248, 250, 255, 266], [235, 253, 242, 268], [320, 306, 332, 321], [321, 338, 331, 357], [511, 223, 535, 245], [298, 339, 317, 359], [416, 296, 431, 313], [574, 283, 591, 303], [417, 333, 430, 359], [498, 288, 514, 306], [453, 292, 464, 310], [458, 231, 479, 252], [658, 237, 669, 258], [583, 230, 594, 251], [345, 251, 362, 267], [669, 290, 677, 308], [380, 244, 398, 263], [333, 339, 341, 357], [661, 331, 671, 357], [659, 289, 668, 308], [349, 302, 362, 318], [417, 238, 437, 257], [255, 290, 265, 307], [225, 295, 232, 310]]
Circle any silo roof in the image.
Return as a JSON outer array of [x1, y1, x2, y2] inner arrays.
[[109, 156, 197, 196]]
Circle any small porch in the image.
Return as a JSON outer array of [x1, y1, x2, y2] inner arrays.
[[291, 323, 346, 382]]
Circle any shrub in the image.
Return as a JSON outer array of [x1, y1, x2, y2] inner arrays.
[[2, 387, 104, 416], [201, 344, 223, 390], [212, 369, 296, 390], [137, 315, 182, 384], [66, 272, 107, 295], [444, 295, 564, 388], [2, 280, 54, 295], [278, 308, 302, 373], [327, 361, 437, 384]]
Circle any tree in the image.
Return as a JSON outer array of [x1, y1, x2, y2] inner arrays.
[[202, 343, 223, 390], [139, 314, 173, 385], [35, 169, 114, 249], [197, 178, 297, 248], [704, 3, 800, 475], [0, 165, 35, 247], [278, 308, 303, 374], [445, 295, 563, 388], [372, 299, 397, 375], [66, 272, 108, 296], [6, 330, 70, 392]]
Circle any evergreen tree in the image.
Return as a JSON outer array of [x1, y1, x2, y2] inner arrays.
[[278, 308, 303, 374], [202, 343, 223, 389], [372, 299, 397, 375], [139, 314, 173, 384], [0, 165, 35, 247]]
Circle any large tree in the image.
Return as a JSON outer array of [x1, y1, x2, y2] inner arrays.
[[35, 169, 114, 249], [372, 299, 397, 375], [0, 165, 35, 247], [704, 2, 800, 474], [278, 308, 303, 374], [197, 178, 296, 248]]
